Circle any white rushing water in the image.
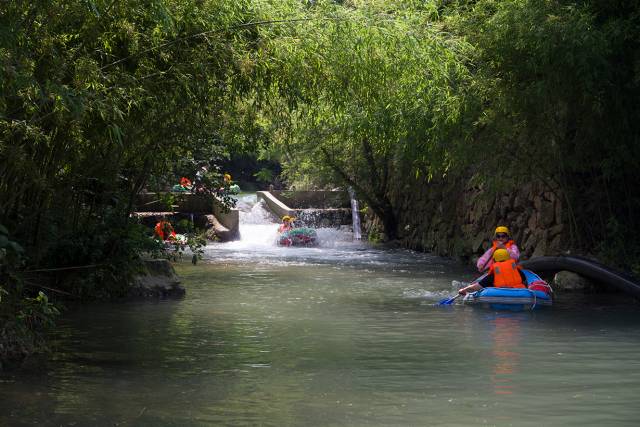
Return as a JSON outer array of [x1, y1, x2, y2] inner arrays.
[[348, 186, 362, 240], [204, 194, 366, 264]]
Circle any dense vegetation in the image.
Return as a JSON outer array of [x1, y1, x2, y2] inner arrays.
[[2, 0, 639, 362], [294, 2, 636, 263], [448, 0, 640, 267], [0, 0, 258, 362], [249, 0, 640, 263]]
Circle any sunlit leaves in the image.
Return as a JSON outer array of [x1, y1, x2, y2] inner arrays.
[[249, 0, 472, 200]]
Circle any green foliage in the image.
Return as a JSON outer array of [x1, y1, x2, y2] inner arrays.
[[1, 224, 60, 364], [253, 167, 274, 183], [0, 0, 253, 245], [174, 219, 193, 234], [18, 292, 60, 331], [224, 0, 639, 268], [0, 223, 24, 267], [0, 1, 255, 296], [0, 0, 258, 361], [39, 212, 158, 299], [1, 290, 60, 365], [187, 232, 207, 261], [248, 0, 474, 239], [443, 0, 640, 266], [367, 229, 384, 244], [158, 231, 207, 264]]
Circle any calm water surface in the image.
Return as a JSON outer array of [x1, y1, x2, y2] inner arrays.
[[1, 196, 640, 426]]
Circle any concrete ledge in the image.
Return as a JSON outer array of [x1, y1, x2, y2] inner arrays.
[[134, 192, 239, 241], [205, 214, 238, 242], [256, 191, 296, 219], [271, 190, 350, 208], [212, 204, 239, 240]]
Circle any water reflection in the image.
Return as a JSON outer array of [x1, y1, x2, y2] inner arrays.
[[488, 313, 525, 396]]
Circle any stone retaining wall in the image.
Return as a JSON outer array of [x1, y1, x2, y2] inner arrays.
[[380, 175, 567, 263]]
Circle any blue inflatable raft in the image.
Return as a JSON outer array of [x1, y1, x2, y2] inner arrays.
[[462, 269, 553, 310]]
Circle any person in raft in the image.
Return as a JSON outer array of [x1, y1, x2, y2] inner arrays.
[[154, 217, 177, 241], [278, 216, 295, 233], [476, 225, 520, 272], [458, 248, 527, 295]]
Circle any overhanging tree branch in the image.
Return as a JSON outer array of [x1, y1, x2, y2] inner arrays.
[[101, 17, 343, 71]]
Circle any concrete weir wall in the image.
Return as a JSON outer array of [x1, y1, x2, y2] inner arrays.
[[256, 191, 296, 219], [257, 190, 353, 227], [270, 191, 351, 209], [134, 192, 239, 241]]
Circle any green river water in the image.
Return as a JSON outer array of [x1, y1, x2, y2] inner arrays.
[[1, 196, 640, 426]]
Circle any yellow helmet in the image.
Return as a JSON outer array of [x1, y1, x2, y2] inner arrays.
[[494, 226, 510, 236], [282, 215, 291, 222], [493, 248, 510, 262]]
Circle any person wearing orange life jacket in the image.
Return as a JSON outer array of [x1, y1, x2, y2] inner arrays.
[[476, 226, 520, 272], [180, 177, 192, 190], [154, 218, 177, 241], [458, 249, 527, 295]]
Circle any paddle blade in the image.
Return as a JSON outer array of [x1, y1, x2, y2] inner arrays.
[[438, 294, 460, 305]]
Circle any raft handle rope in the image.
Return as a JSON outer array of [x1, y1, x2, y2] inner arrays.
[[528, 288, 537, 310]]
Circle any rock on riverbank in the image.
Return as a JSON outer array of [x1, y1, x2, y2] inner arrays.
[[129, 259, 185, 298]]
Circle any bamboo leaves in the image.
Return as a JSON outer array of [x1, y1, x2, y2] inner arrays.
[[0, 0, 255, 258], [247, 1, 472, 237]]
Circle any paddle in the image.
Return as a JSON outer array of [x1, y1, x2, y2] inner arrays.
[[438, 293, 461, 305], [437, 272, 490, 306]]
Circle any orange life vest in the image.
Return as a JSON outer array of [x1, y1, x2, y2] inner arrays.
[[155, 221, 176, 241], [490, 259, 525, 288]]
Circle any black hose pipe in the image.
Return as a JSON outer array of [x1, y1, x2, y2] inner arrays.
[[521, 255, 640, 298]]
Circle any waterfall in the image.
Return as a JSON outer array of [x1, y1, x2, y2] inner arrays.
[[348, 187, 362, 240]]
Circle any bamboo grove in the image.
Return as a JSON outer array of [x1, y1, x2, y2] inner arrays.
[[1, 0, 639, 359]]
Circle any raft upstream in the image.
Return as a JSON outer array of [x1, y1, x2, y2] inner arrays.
[[278, 227, 319, 247], [462, 270, 553, 310]]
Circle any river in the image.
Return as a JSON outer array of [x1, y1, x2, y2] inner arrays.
[[1, 195, 640, 426]]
